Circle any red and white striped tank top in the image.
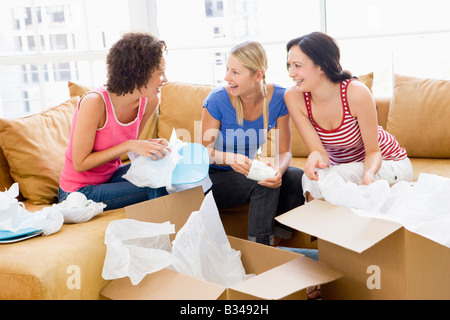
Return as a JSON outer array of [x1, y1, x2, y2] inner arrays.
[[303, 79, 407, 165]]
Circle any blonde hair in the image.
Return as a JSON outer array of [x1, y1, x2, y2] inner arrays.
[[230, 41, 269, 132]]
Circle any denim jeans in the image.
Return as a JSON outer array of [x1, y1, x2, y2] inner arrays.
[[58, 163, 168, 211], [209, 166, 305, 245]]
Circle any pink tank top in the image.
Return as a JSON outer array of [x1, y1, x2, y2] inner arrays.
[[303, 79, 407, 165], [60, 87, 147, 192]]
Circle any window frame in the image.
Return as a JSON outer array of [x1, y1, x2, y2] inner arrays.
[[0, 0, 159, 118], [1, 0, 449, 117]]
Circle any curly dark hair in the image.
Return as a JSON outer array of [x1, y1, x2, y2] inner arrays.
[[106, 32, 167, 96]]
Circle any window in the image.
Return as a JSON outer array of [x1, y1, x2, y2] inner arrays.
[[156, 0, 450, 96], [325, 0, 450, 96], [0, 0, 133, 118], [156, 0, 321, 87], [205, 0, 224, 17], [1, 0, 449, 118]]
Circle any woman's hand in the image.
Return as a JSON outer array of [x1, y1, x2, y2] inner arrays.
[[258, 162, 282, 189], [362, 170, 376, 185], [304, 151, 328, 181], [131, 138, 171, 160], [230, 153, 252, 176]]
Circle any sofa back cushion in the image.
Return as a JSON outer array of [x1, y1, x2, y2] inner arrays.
[[0, 97, 79, 204], [0, 148, 15, 193], [387, 74, 450, 158], [158, 81, 214, 143], [68, 81, 94, 98]]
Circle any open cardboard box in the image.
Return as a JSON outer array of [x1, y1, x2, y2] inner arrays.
[[276, 199, 450, 300], [101, 187, 342, 300]]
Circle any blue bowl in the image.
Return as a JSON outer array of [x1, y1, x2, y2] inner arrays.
[[171, 143, 209, 185]]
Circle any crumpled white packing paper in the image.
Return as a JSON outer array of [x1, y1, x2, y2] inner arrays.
[[317, 172, 450, 248], [57, 192, 107, 224], [123, 128, 183, 190], [171, 191, 253, 287], [102, 219, 176, 285], [102, 192, 254, 286], [0, 184, 106, 237]]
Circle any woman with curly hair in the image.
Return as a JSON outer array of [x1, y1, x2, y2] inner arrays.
[[59, 32, 170, 210]]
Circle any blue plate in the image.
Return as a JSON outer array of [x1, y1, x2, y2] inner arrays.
[[171, 143, 209, 185], [0, 227, 43, 243]]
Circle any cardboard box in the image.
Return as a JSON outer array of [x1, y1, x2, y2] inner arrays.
[[276, 199, 450, 300], [220, 204, 319, 250], [101, 187, 342, 300]]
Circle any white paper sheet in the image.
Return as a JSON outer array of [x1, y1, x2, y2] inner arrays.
[[318, 173, 450, 248], [102, 192, 253, 286]]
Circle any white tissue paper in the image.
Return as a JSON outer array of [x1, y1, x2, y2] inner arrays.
[[317, 172, 450, 248], [170, 191, 254, 287], [102, 192, 254, 286], [57, 192, 107, 224], [102, 219, 176, 285], [0, 184, 107, 240], [318, 172, 391, 212], [247, 159, 276, 181], [123, 128, 183, 190], [13, 206, 64, 236], [0, 183, 63, 236], [0, 183, 21, 229]]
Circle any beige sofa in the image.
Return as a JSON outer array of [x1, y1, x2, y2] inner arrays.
[[0, 73, 449, 299]]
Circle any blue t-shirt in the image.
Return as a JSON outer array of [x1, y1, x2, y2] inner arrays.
[[203, 84, 288, 171]]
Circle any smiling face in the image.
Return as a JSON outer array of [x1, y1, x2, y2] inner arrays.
[[287, 45, 323, 92], [139, 56, 167, 98], [224, 54, 260, 97]]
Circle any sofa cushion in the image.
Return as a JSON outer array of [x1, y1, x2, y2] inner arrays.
[[0, 208, 125, 299], [357, 72, 374, 93], [387, 74, 450, 158], [0, 97, 79, 204], [0, 148, 14, 192], [68, 81, 94, 98], [158, 82, 214, 143]]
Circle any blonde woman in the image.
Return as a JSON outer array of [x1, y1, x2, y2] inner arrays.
[[201, 41, 305, 246]]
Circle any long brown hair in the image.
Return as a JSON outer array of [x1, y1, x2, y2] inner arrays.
[[287, 32, 352, 83]]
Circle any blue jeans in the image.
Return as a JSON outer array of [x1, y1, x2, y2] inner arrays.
[[209, 166, 305, 245], [58, 163, 168, 211]]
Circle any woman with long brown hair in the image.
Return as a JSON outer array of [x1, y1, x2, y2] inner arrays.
[[285, 32, 413, 201]]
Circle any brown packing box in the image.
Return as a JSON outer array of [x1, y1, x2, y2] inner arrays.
[[276, 199, 450, 300], [100, 187, 342, 300]]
